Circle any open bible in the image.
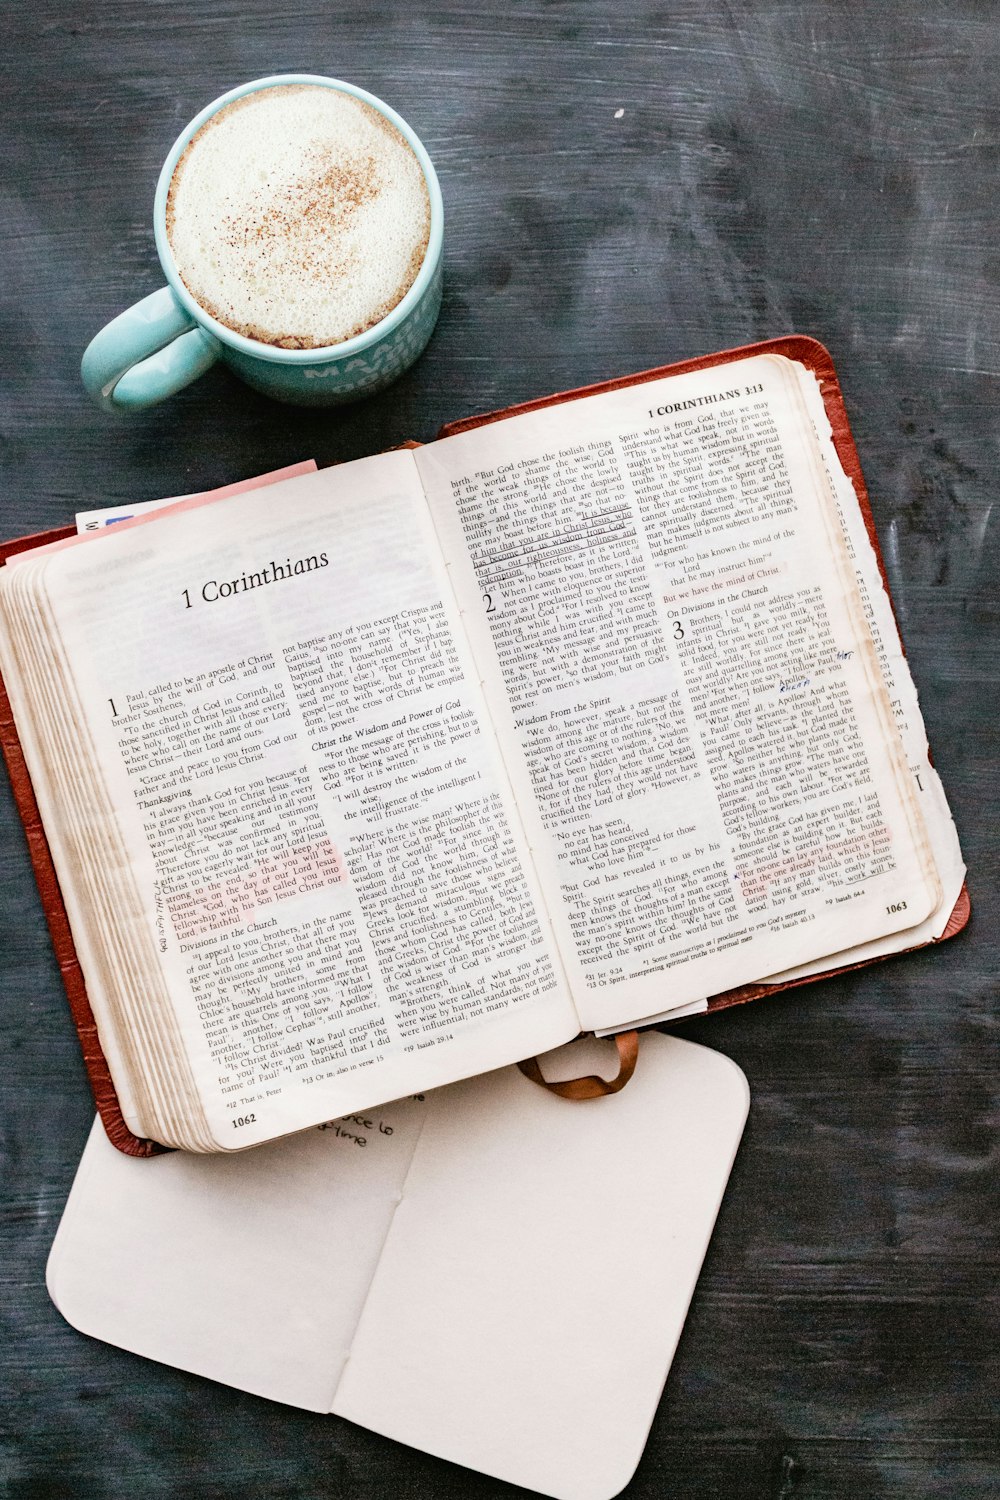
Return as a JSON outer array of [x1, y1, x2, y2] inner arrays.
[[0, 338, 967, 1153]]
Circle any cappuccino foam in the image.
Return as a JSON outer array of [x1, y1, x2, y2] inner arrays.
[[166, 85, 431, 349]]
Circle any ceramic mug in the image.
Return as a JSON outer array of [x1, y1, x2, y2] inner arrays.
[[81, 75, 444, 412]]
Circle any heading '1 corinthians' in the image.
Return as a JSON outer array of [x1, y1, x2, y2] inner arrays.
[[182, 551, 330, 607]]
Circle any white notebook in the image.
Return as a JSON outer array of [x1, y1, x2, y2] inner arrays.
[[48, 1033, 749, 1500]]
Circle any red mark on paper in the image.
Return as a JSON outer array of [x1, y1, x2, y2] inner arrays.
[[166, 837, 346, 942]]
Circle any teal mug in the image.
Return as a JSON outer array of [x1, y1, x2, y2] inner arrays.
[[81, 75, 444, 412]]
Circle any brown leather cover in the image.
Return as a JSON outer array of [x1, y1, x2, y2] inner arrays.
[[0, 337, 970, 1153], [437, 334, 970, 1014]]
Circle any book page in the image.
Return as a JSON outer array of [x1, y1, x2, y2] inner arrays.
[[415, 355, 940, 1031], [1, 453, 577, 1148]]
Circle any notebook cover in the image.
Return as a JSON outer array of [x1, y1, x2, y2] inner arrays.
[[0, 338, 970, 1154], [436, 334, 970, 1012]]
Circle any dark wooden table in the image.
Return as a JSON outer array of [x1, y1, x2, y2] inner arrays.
[[2, 4, 997, 1497]]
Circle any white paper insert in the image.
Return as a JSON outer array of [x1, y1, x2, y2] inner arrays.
[[48, 1033, 749, 1500]]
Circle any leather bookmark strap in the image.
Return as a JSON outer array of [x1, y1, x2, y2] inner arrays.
[[517, 1030, 640, 1099]]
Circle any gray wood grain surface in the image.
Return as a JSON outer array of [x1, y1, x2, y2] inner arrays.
[[1, 3, 997, 1497]]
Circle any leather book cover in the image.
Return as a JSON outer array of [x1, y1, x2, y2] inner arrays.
[[436, 333, 971, 1013]]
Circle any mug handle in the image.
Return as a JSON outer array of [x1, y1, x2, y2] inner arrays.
[[81, 287, 221, 413]]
